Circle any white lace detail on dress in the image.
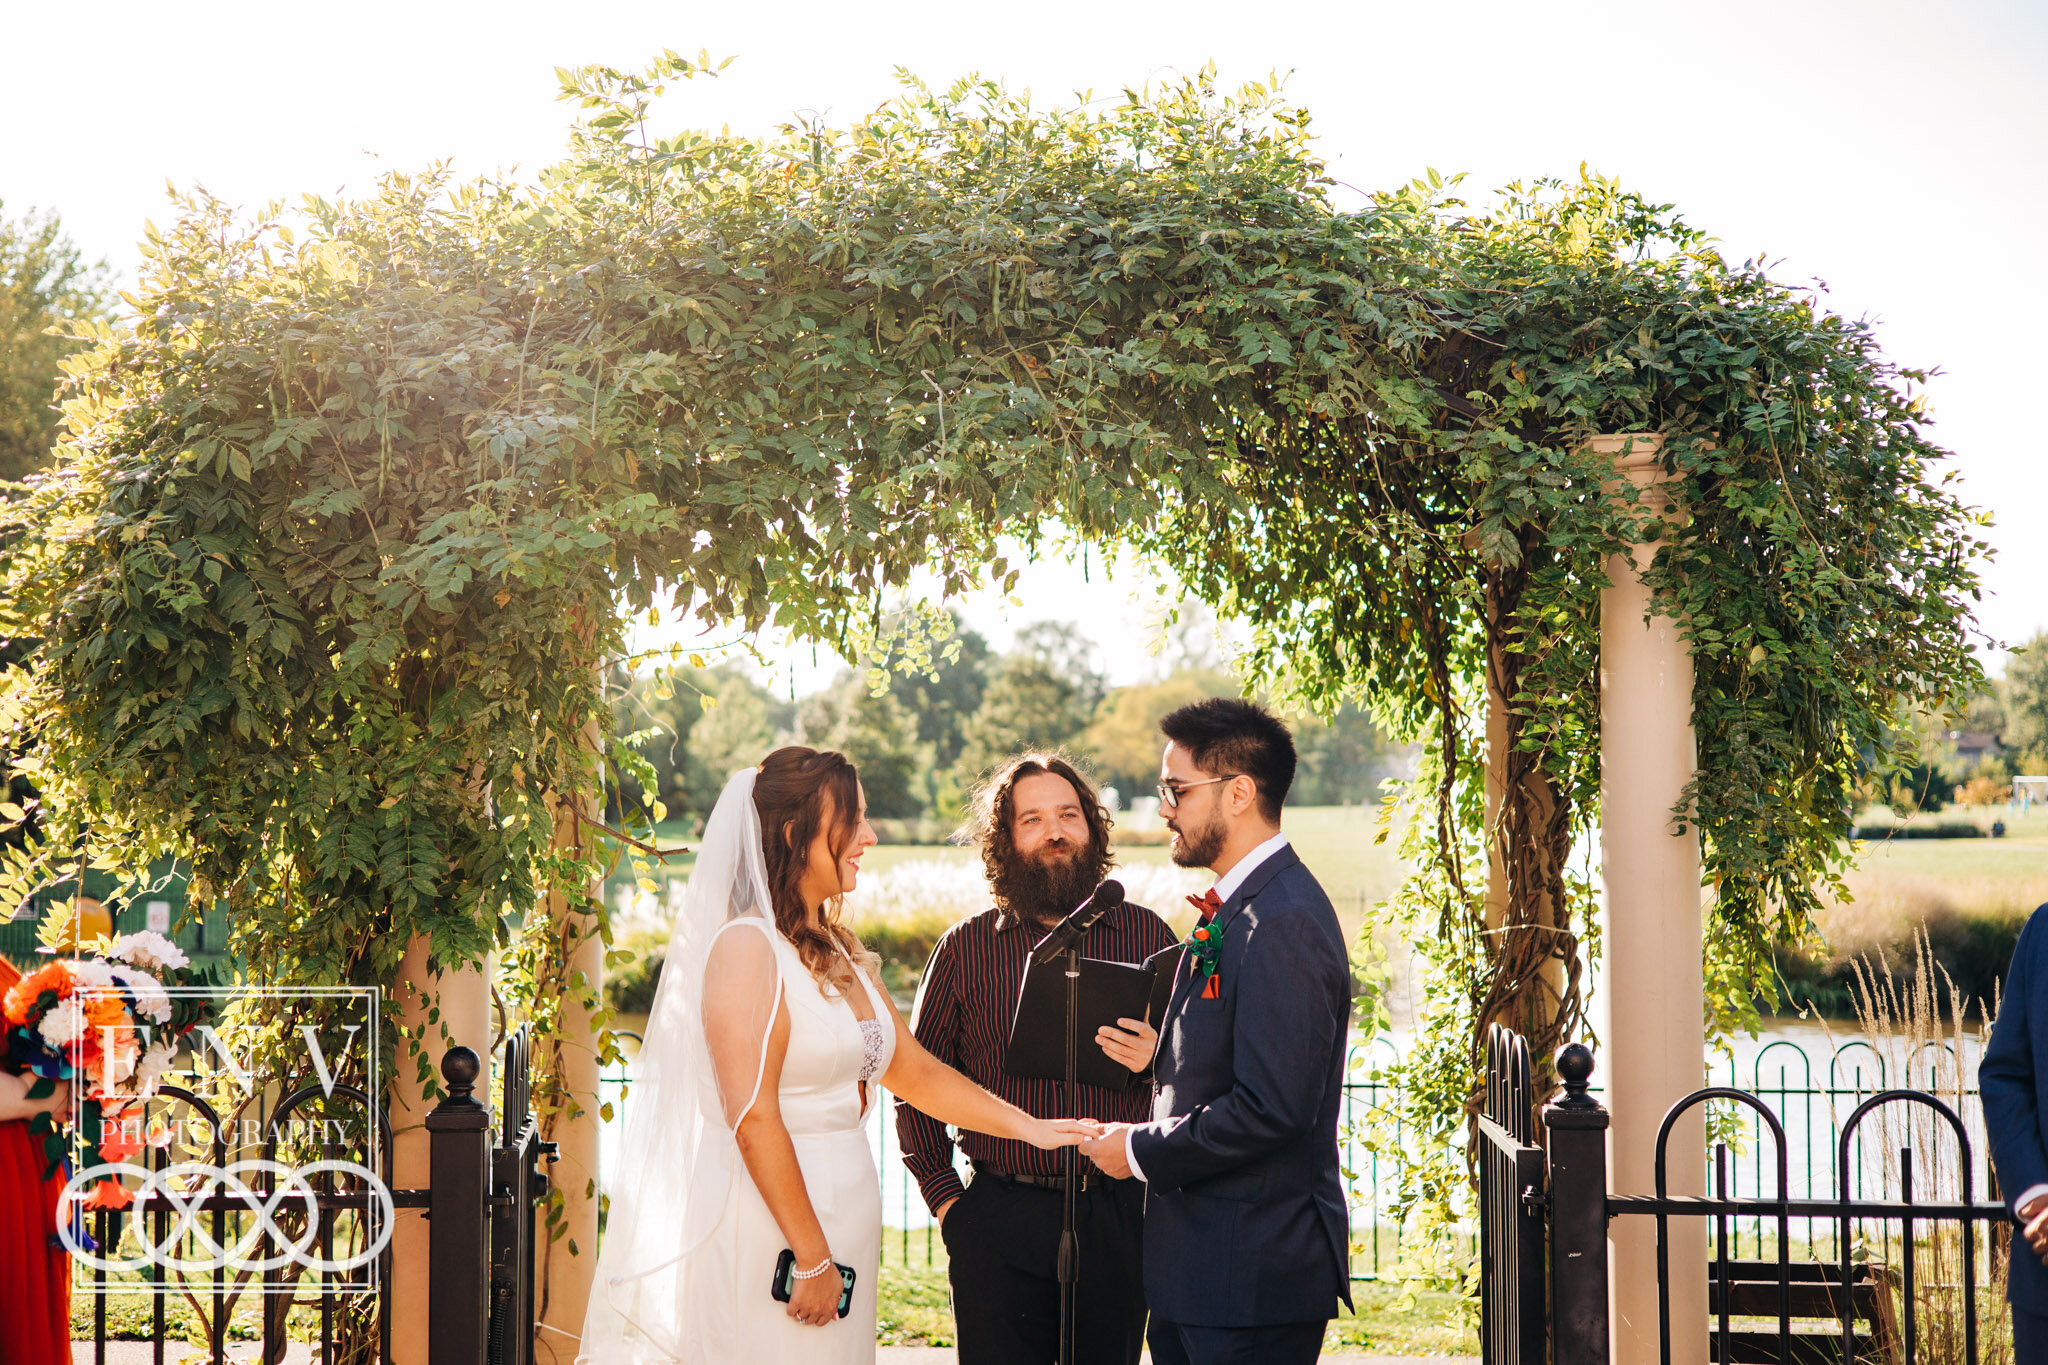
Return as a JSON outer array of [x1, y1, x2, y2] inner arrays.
[[856, 1018, 888, 1083]]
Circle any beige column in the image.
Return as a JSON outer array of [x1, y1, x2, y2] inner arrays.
[[535, 706, 606, 1365], [388, 937, 494, 1365], [1592, 432, 1707, 1365]]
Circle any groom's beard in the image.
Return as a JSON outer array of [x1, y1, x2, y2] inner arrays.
[[1167, 810, 1227, 871], [992, 839, 1113, 929]]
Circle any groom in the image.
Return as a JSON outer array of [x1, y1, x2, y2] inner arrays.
[[1081, 698, 1353, 1365]]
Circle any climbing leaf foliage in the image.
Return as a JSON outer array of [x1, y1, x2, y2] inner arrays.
[[0, 57, 1984, 1244]]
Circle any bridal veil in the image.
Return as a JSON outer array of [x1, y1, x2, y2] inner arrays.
[[576, 767, 786, 1363]]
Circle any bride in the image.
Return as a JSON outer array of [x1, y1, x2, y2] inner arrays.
[[579, 746, 1091, 1363]]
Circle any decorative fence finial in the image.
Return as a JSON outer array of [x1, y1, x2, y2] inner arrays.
[[441, 1045, 482, 1108], [1555, 1043, 1597, 1110]]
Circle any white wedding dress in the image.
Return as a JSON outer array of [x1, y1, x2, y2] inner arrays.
[[578, 767, 896, 1365], [678, 922, 894, 1362]]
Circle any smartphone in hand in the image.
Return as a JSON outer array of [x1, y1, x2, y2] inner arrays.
[[771, 1247, 856, 1319]]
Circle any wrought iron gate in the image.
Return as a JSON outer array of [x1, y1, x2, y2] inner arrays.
[[78, 1028, 552, 1365], [1477, 1027, 2015, 1365], [1477, 1024, 1547, 1364], [486, 1029, 555, 1365]]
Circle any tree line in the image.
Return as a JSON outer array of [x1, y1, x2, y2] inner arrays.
[[1871, 636, 2048, 813], [607, 614, 1402, 834]]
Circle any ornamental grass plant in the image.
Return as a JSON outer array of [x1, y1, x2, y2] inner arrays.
[[1832, 933, 2012, 1364]]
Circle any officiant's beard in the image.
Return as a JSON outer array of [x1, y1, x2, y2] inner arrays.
[[994, 839, 1112, 929]]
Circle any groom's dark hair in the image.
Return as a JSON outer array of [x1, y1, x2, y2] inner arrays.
[[1158, 697, 1295, 822]]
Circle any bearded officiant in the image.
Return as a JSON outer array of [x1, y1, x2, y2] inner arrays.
[[897, 753, 1177, 1365]]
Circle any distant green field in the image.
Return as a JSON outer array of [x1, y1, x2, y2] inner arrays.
[[1849, 837, 2048, 883], [603, 804, 1406, 915]]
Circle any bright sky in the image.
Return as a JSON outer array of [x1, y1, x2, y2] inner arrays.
[[9, 0, 2043, 689]]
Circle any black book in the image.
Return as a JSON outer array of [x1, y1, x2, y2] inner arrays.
[[1002, 943, 1182, 1091]]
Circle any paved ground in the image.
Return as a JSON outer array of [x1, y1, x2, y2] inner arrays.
[[877, 1354, 1473, 1365], [75, 1347, 1474, 1364], [877, 1353, 1474, 1364]]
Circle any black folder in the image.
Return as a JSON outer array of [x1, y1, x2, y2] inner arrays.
[[1002, 944, 1181, 1091]]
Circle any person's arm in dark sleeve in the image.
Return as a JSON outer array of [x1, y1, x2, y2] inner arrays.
[[895, 927, 967, 1216], [1984, 906, 2048, 1214], [1128, 904, 1348, 1192]]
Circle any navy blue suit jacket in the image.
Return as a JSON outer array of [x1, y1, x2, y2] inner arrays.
[[1982, 901, 2048, 1316], [1128, 844, 1354, 1327]]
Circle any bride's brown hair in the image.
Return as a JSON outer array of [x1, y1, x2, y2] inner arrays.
[[753, 745, 875, 992]]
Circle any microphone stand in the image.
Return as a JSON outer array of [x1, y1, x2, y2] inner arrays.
[[1058, 938, 1081, 1365], [1030, 880, 1121, 1365]]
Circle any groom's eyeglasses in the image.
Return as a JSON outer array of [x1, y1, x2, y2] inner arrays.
[[1156, 776, 1240, 809]]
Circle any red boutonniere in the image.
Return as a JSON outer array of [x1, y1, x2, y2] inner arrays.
[[1184, 922, 1224, 986]]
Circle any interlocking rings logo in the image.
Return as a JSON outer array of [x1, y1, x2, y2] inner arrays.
[[60, 1160, 396, 1275]]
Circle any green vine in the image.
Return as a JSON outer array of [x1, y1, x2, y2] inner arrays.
[[0, 59, 1985, 1267]]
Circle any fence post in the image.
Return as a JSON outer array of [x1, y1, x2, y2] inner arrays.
[[428, 1046, 492, 1365], [1544, 1043, 1610, 1365]]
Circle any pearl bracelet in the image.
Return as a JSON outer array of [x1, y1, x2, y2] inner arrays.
[[791, 1254, 835, 1280]]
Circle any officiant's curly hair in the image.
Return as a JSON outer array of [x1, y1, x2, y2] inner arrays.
[[753, 746, 878, 992], [964, 752, 1116, 894]]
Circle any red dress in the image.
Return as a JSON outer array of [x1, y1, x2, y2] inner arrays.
[[0, 956, 71, 1365]]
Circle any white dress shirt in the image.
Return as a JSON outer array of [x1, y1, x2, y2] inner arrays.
[[1124, 831, 1291, 1181]]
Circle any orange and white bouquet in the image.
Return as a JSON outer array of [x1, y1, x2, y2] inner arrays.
[[2, 931, 215, 1208]]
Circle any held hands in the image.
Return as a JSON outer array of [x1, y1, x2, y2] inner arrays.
[[1023, 1117, 1103, 1151], [2022, 1196, 2048, 1268], [1078, 1122, 1136, 1179], [1095, 1017, 1158, 1073], [1018, 1116, 1138, 1177]]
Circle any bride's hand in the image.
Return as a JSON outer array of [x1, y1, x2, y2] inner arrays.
[[785, 1262, 842, 1327], [1021, 1118, 1101, 1150]]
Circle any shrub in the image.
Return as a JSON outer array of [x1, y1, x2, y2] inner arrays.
[[868, 817, 964, 846], [603, 929, 668, 1017], [1849, 821, 1984, 840], [1769, 869, 2048, 1019], [1956, 775, 2012, 807], [600, 859, 1210, 1013]]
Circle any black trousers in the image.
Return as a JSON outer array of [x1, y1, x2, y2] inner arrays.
[[942, 1169, 1148, 1365], [1146, 1317, 1328, 1365]]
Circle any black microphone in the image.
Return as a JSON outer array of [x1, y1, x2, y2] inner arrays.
[[1029, 879, 1126, 966]]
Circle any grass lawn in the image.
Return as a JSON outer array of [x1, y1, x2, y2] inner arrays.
[[877, 1231, 1475, 1354], [1846, 827, 2048, 881], [1826, 804, 2048, 925]]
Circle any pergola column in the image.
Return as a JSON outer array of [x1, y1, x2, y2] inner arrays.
[[535, 704, 605, 1365], [1592, 432, 1707, 1364], [389, 939, 493, 1365]]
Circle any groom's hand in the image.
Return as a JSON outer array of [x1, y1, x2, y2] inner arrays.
[[2023, 1195, 2048, 1266], [1080, 1122, 1135, 1179]]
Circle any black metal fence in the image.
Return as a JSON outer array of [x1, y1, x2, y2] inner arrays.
[[600, 1028, 1474, 1283], [1477, 1025, 1547, 1364], [1483, 1032, 2019, 1365], [1697, 1037, 1995, 1268], [74, 1031, 551, 1365]]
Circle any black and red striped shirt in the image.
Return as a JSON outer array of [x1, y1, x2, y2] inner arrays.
[[896, 899, 1179, 1214]]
